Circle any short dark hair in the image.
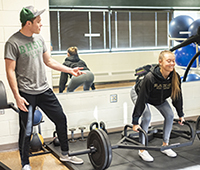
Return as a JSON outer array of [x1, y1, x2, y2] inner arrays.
[[21, 17, 36, 27]]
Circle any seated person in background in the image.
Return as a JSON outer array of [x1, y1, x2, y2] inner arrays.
[[59, 46, 95, 93], [130, 50, 185, 162]]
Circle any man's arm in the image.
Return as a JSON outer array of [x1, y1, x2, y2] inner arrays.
[[43, 51, 84, 76], [5, 58, 29, 112]]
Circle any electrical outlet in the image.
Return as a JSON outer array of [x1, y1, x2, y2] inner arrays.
[[110, 94, 117, 103], [0, 110, 5, 115]]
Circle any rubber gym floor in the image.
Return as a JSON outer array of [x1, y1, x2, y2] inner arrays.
[[48, 121, 200, 170]]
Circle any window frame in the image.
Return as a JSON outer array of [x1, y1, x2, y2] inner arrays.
[[49, 8, 173, 55]]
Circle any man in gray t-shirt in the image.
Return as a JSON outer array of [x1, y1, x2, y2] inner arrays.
[[5, 31, 49, 94], [4, 5, 84, 170]]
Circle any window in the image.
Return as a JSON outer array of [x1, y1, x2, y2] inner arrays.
[[131, 12, 155, 47], [50, 8, 172, 53]]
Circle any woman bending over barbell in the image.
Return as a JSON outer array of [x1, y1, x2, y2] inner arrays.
[[131, 50, 185, 162]]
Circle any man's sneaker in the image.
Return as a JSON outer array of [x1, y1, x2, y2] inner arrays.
[[60, 154, 84, 164], [161, 149, 177, 157], [138, 150, 154, 162], [22, 164, 31, 170]]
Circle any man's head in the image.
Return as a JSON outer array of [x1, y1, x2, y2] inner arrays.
[[20, 6, 45, 25]]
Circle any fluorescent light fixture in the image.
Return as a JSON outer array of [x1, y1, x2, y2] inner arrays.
[[84, 33, 101, 37], [179, 31, 191, 34]]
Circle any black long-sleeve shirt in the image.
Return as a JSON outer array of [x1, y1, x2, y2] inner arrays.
[[132, 65, 184, 125], [59, 55, 89, 93]]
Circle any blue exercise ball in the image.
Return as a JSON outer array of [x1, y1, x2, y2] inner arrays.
[[188, 19, 200, 36], [181, 73, 200, 82], [33, 109, 43, 126], [169, 15, 194, 42], [174, 43, 199, 67]]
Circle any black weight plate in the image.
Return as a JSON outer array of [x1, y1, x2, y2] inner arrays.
[[87, 129, 109, 170], [98, 129, 112, 169], [196, 116, 200, 140], [0, 81, 8, 109]]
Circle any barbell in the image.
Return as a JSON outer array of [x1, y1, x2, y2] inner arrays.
[[66, 125, 147, 170], [36, 121, 200, 170]]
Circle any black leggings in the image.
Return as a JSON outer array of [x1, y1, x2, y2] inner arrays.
[[19, 88, 68, 166]]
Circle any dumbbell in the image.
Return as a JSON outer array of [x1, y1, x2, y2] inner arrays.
[[79, 126, 86, 141], [69, 128, 76, 143]]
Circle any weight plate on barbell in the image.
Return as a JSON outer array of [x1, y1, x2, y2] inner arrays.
[[196, 116, 200, 140], [98, 128, 112, 169], [87, 129, 112, 170]]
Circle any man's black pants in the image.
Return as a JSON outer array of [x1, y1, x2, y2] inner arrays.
[[19, 88, 69, 166]]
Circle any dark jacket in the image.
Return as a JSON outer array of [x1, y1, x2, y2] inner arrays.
[[59, 55, 90, 93], [132, 65, 184, 125]]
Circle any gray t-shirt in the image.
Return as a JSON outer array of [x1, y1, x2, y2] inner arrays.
[[4, 31, 49, 95]]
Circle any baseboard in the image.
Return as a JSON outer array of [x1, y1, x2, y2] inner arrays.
[[0, 143, 18, 152]]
